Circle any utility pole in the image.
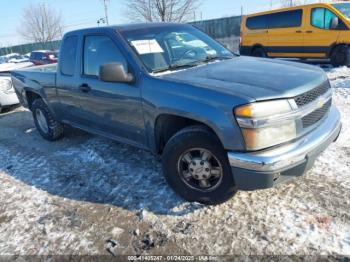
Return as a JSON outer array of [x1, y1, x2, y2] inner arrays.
[[101, 0, 110, 25]]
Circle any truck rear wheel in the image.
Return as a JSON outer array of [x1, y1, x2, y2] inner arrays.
[[31, 99, 64, 141], [330, 45, 350, 67], [161, 125, 236, 205]]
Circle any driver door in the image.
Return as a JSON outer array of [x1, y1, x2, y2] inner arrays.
[[76, 34, 145, 146]]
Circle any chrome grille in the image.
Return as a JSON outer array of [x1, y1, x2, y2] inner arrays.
[[302, 99, 332, 128], [294, 82, 330, 107]]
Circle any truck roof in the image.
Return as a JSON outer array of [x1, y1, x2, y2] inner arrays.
[[66, 22, 188, 35]]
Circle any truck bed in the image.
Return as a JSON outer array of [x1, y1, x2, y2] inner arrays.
[[11, 64, 58, 108]]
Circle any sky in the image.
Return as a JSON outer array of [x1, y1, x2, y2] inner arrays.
[[0, 0, 283, 46]]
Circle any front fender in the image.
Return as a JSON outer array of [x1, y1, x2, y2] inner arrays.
[[142, 78, 246, 153]]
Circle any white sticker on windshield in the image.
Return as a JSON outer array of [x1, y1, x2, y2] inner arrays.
[[131, 39, 164, 55]]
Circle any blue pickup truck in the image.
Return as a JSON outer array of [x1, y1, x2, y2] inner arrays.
[[11, 23, 342, 204]]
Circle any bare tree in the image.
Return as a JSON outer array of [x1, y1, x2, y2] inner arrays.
[[18, 3, 64, 46], [125, 0, 202, 23]]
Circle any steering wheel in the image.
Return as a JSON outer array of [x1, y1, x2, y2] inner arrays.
[[178, 48, 198, 61]]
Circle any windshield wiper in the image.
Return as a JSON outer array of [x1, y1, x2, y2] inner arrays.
[[152, 62, 199, 74], [152, 56, 233, 74], [199, 55, 233, 64]]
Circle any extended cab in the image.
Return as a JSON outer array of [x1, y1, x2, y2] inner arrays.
[[11, 23, 342, 204], [240, 2, 350, 67]]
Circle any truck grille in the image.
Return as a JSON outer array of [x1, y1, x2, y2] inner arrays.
[[294, 81, 330, 107], [302, 99, 332, 128]]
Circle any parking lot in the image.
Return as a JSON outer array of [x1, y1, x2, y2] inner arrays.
[[0, 65, 349, 256]]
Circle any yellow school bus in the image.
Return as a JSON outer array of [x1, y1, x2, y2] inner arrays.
[[240, 2, 350, 66]]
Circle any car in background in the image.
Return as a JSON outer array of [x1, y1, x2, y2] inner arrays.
[[0, 73, 19, 113], [0, 61, 33, 113], [0, 53, 30, 64], [29, 50, 57, 65], [8, 55, 29, 63]]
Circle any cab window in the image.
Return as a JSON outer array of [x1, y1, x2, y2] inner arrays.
[[83, 35, 127, 77], [311, 8, 338, 29]]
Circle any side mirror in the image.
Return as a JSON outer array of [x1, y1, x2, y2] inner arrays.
[[330, 17, 339, 30], [99, 63, 134, 83]]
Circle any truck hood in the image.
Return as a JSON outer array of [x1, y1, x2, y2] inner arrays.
[[159, 56, 328, 102]]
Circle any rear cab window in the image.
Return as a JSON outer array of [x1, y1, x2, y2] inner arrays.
[[60, 35, 78, 76]]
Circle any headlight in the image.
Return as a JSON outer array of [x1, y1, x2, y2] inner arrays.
[[235, 100, 297, 150], [0, 78, 14, 94]]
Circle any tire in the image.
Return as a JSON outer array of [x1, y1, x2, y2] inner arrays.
[[161, 125, 236, 205], [252, 47, 267, 58], [31, 98, 64, 141], [330, 45, 350, 67]]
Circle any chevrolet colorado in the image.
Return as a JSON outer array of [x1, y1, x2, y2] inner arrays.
[[11, 23, 342, 204]]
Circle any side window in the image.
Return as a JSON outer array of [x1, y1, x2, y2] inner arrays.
[[325, 9, 336, 29], [83, 35, 127, 77], [60, 35, 78, 76], [246, 15, 267, 30], [311, 8, 325, 28], [311, 8, 338, 29], [268, 10, 303, 29]]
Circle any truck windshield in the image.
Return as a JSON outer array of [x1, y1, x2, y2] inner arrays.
[[120, 25, 234, 73], [332, 3, 350, 19]]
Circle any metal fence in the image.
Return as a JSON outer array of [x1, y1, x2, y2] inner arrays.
[[0, 40, 61, 56], [190, 15, 242, 51], [0, 15, 242, 56]]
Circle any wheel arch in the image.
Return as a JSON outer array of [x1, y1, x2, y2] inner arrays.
[[327, 43, 349, 58], [251, 44, 265, 54], [154, 113, 225, 154], [24, 90, 42, 110]]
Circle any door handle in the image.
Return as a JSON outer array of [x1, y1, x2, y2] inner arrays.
[[306, 30, 313, 33], [296, 30, 302, 33], [79, 84, 91, 93]]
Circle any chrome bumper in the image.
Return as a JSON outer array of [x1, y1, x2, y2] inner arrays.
[[228, 106, 341, 172]]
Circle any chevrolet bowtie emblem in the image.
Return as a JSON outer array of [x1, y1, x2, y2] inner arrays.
[[317, 97, 326, 108]]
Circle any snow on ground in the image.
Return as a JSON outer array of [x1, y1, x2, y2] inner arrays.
[[0, 65, 349, 256]]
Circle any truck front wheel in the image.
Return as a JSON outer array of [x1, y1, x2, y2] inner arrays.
[[162, 125, 236, 205], [31, 99, 64, 141]]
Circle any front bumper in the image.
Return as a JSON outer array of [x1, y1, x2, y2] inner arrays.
[[227, 106, 342, 190]]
